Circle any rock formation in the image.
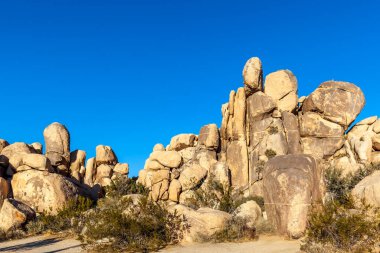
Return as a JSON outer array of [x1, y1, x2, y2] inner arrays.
[[137, 56, 376, 239]]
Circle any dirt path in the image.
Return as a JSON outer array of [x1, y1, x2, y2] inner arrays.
[[0, 235, 82, 253], [160, 236, 302, 253], [0, 235, 301, 253]]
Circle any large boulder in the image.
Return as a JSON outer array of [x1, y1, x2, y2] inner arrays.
[[0, 177, 9, 208], [84, 157, 96, 186], [149, 151, 182, 168], [243, 57, 263, 95], [179, 164, 208, 191], [0, 139, 9, 153], [198, 124, 220, 151], [12, 170, 79, 214], [168, 134, 197, 151], [234, 200, 262, 229], [43, 122, 70, 175], [0, 199, 35, 232], [168, 179, 182, 202], [302, 81, 365, 129], [95, 145, 117, 166], [168, 204, 232, 243], [264, 70, 298, 112], [1, 142, 36, 170], [246, 91, 276, 120], [113, 163, 129, 175], [263, 154, 323, 239], [282, 111, 302, 154], [352, 170, 380, 207]]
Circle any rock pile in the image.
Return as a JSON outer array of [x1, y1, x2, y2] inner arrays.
[[138, 56, 378, 239], [0, 122, 129, 231]]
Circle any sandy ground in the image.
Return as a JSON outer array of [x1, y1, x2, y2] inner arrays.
[[0, 235, 301, 253]]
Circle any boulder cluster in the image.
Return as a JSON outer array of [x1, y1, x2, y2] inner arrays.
[[138, 56, 380, 239], [0, 122, 129, 232]]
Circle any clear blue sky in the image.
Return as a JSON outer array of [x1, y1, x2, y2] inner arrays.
[[1, 0, 379, 176]]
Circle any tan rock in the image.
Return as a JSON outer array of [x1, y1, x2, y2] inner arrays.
[[168, 204, 232, 243], [12, 170, 79, 214], [302, 81, 365, 129], [373, 134, 380, 151], [211, 162, 230, 187], [357, 116, 378, 125], [169, 134, 197, 151], [263, 154, 323, 239], [227, 140, 249, 189], [351, 135, 373, 162], [150, 151, 182, 168], [1, 142, 36, 171], [168, 179, 182, 202], [234, 200, 262, 229], [371, 152, 380, 164], [299, 112, 344, 137], [179, 190, 197, 205], [232, 88, 246, 141], [246, 91, 276, 119], [198, 124, 220, 151], [151, 179, 169, 202], [243, 57, 263, 95], [302, 137, 345, 159], [352, 170, 380, 207], [96, 145, 117, 166], [373, 120, 380, 134], [113, 163, 129, 175], [84, 157, 96, 186], [144, 170, 170, 188], [195, 150, 217, 171], [0, 199, 35, 232], [0, 139, 9, 153], [30, 142, 43, 154], [348, 124, 370, 140], [43, 122, 70, 174], [0, 177, 9, 208], [282, 111, 302, 154], [144, 159, 165, 171], [179, 164, 207, 191], [21, 154, 52, 171], [70, 150, 86, 181], [153, 143, 165, 152], [178, 147, 196, 163], [95, 164, 113, 180], [264, 70, 298, 112]]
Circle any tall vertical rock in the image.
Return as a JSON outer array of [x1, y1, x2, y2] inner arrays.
[[44, 122, 70, 175], [243, 57, 263, 96]]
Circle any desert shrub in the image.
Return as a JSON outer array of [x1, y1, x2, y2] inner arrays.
[[267, 126, 279, 135], [325, 164, 380, 205], [303, 163, 380, 252], [210, 216, 256, 243], [105, 175, 149, 198], [302, 199, 380, 253], [81, 196, 186, 252], [0, 228, 26, 242], [26, 196, 94, 235], [265, 149, 277, 159]]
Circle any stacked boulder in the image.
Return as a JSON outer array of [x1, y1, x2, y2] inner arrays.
[[138, 56, 375, 239], [0, 122, 129, 232]]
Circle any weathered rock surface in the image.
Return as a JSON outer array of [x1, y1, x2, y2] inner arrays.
[[96, 145, 117, 166], [168, 134, 197, 151], [243, 57, 263, 95], [352, 170, 380, 207], [168, 204, 232, 243], [150, 151, 182, 168], [264, 70, 298, 112], [234, 200, 262, 229], [198, 124, 220, 150], [302, 81, 365, 129], [263, 154, 323, 239], [12, 170, 79, 214], [44, 122, 70, 175], [0, 199, 35, 232], [70, 150, 86, 181], [179, 164, 207, 191], [113, 163, 129, 175], [0, 177, 9, 208]]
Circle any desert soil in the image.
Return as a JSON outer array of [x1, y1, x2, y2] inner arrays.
[[0, 235, 301, 253]]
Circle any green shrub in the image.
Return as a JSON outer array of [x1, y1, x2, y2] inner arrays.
[[267, 126, 279, 135], [210, 216, 256, 243], [302, 199, 380, 253], [26, 196, 94, 235], [105, 176, 149, 198], [81, 196, 186, 252], [265, 149, 277, 159]]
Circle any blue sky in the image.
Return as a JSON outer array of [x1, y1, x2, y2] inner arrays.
[[0, 0, 379, 176]]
